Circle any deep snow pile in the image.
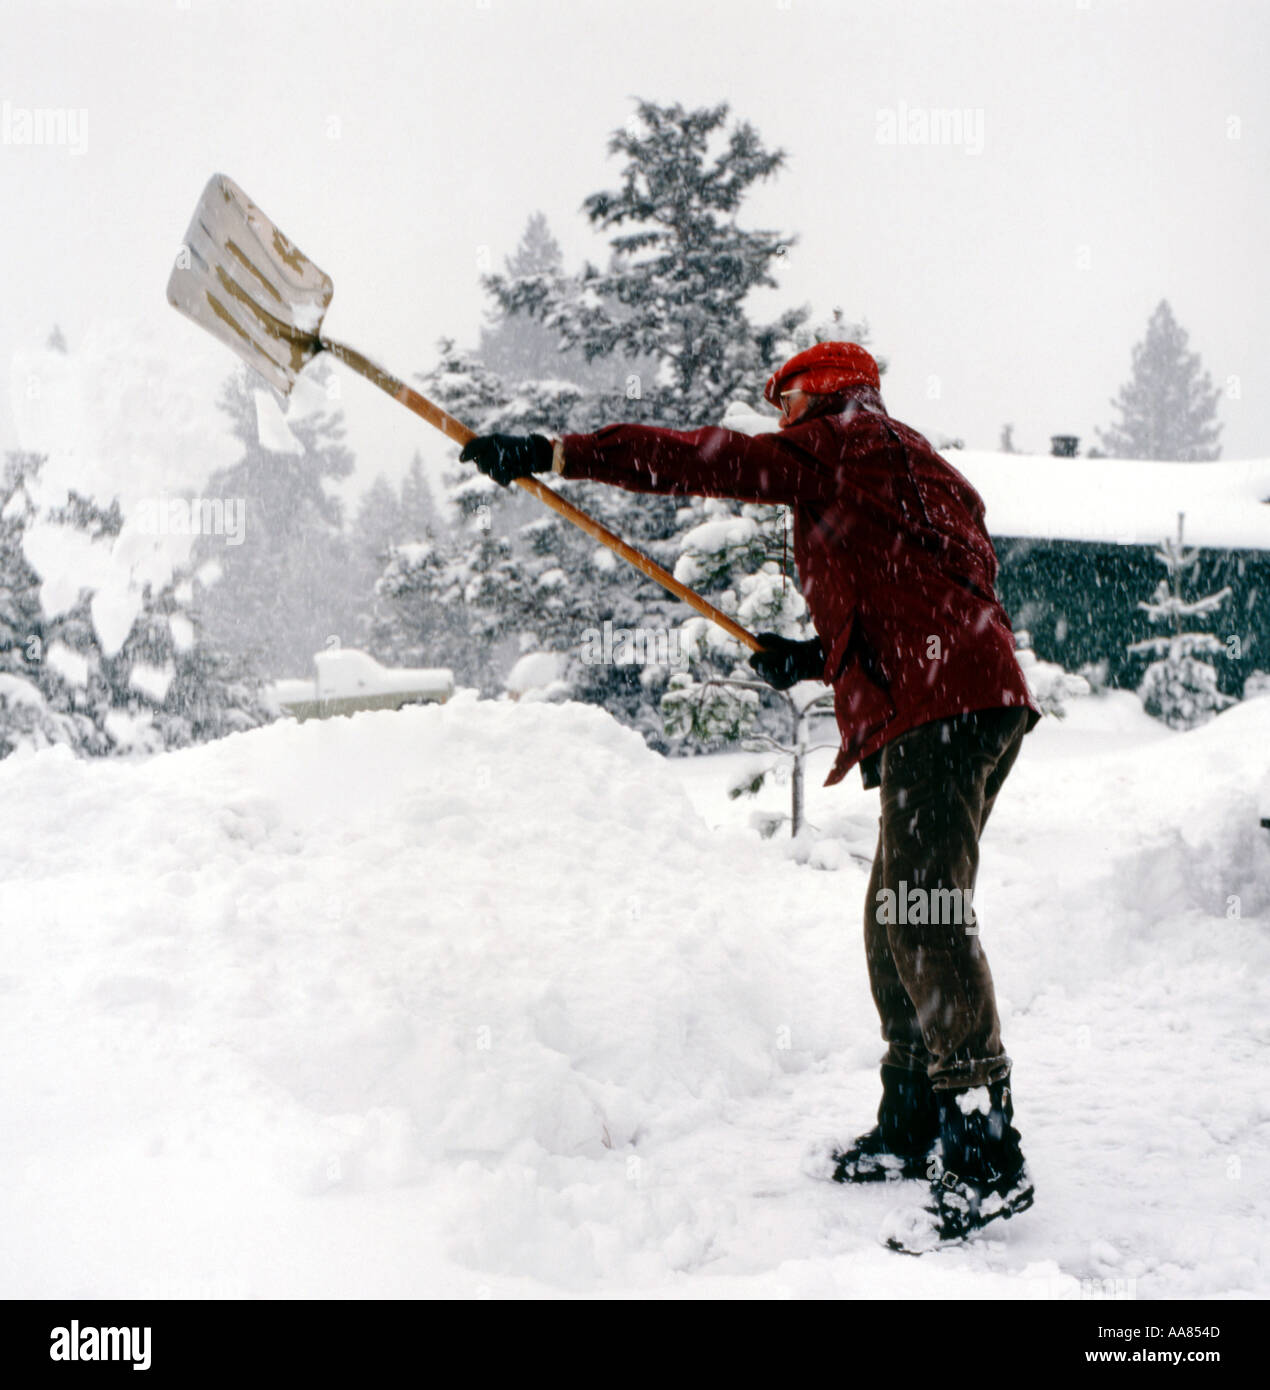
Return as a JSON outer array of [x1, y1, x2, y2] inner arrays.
[[0, 695, 854, 1296], [1, 691, 1267, 1298]]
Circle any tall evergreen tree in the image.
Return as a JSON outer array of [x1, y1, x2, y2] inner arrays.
[[399, 453, 441, 541], [196, 365, 360, 675], [486, 99, 807, 428], [352, 475, 404, 572], [478, 213, 569, 382], [1098, 300, 1223, 460]]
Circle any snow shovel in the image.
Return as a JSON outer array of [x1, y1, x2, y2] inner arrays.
[[165, 173, 761, 653]]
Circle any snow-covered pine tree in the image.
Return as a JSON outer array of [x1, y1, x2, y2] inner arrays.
[[1, 452, 271, 758], [104, 576, 273, 751], [485, 98, 808, 430], [365, 344, 528, 688], [1097, 300, 1223, 461], [196, 365, 360, 676], [399, 453, 442, 542], [478, 213, 566, 380], [0, 453, 94, 755], [1128, 513, 1235, 729], [352, 475, 404, 572], [371, 527, 533, 693], [477, 213, 589, 387]]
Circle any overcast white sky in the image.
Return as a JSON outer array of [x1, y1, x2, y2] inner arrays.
[[2, 0, 1266, 496]]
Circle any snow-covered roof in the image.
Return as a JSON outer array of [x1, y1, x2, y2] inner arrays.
[[720, 402, 1270, 552], [953, 451, 1270, 552]]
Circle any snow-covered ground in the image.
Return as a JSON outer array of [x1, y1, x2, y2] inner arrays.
[[1, 690, 1267, 1299]]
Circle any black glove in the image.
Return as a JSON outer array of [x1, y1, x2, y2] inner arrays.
[[749, 632, 826, 690], [458, 433, 554, 487]]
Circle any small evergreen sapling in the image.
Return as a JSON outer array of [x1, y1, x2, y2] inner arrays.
[[1128, 513, 1234, 729]]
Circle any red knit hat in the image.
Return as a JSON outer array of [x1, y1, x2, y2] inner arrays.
[[764, 340, 880, 407]]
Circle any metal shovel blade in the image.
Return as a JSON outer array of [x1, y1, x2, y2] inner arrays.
[[165, 173, 333, 395]]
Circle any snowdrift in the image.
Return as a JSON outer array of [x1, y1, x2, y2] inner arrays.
[[1, 692, 1267, 1297], [0, 695, 852, 1295]]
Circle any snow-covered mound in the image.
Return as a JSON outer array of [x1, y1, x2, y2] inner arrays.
[[1, 692, 1267, 1298], [0, 695, 850, 1296]]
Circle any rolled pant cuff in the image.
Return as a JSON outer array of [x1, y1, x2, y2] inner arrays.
[[929, 1055, 1013, 1092]]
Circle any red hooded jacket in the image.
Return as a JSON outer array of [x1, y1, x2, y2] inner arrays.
[[556, 398, 1040, 787]]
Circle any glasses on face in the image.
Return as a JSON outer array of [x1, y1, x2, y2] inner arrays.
[[779, 389, 807, 418]]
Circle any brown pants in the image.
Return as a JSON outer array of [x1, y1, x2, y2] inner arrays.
[[864, 707, 1030, 1092]]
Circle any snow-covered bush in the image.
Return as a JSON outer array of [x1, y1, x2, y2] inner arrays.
[[1, 452, 271, 760], [1243, 670, 1270, 701], [1015, 630, 1090, 718]]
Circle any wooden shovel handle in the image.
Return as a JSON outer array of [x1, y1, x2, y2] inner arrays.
[[322, 338, 763, 653]]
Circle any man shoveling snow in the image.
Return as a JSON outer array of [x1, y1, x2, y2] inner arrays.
[[460, 341, 1042, 1252]]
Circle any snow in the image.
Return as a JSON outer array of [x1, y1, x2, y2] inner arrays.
[[45, 641, 90, 688], [0, 692, 1267, 1298], [955, 1087, 991, 1117], [719, 401, 778, 437], [129, 662, 175, 703], [1016, 645, 1091, 714], [679, 514, 758, 556], [390, 541, 435, 567], [168, 614, 196, 653], [8, 319, 241, 653], [505, 651, 564, 696], [268, 649, 454, 706], [253, 389, 304, 456], [0, 673, 45, 709], [268, 677, 314, 705], [21, 518, 115, 621], [101, 708, 153, 751], [312, 648, 452, 700], [289, 300, 326, 335]]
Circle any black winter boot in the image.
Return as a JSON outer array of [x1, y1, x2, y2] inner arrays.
[[830, 1064, 939, 1183], [881, 1077, 1035, 1253]]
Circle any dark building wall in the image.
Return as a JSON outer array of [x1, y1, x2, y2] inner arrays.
[[994, 536, 1268, 695]]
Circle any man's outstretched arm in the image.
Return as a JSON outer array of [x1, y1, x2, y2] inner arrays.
[[552, 421, 846, 505], [461, 421, 848, 506]]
